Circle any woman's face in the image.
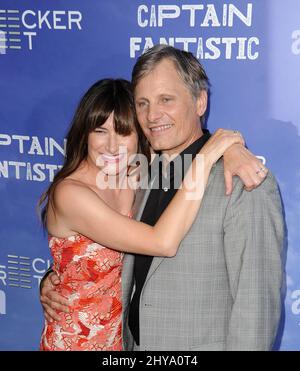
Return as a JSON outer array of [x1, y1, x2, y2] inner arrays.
[[87, 111, 138, 177]]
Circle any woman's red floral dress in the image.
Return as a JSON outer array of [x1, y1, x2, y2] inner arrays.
[[40, 234, 123, 351]]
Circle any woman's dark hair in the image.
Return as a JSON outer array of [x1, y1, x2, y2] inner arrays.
[[38, 78, 150, 226]]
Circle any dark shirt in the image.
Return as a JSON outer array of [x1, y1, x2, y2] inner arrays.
[[128, 130, 211, 345]]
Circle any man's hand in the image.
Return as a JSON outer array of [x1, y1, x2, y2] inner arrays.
[[223, 143, 268, 195], [40, 272, 70, 322]]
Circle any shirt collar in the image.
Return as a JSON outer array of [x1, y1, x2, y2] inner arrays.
[[150, 129, 211, 182], [178, 129, 211, 160]]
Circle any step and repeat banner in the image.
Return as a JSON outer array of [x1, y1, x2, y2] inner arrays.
[[0, 0, 299, 350]]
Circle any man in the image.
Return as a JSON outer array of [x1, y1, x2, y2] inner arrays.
[[40, 45, 284, 351]]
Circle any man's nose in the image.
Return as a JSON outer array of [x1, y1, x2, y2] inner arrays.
[[147, 103, 162, 123]]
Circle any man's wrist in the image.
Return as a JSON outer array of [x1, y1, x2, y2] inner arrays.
[[39, 267, 54, 294]]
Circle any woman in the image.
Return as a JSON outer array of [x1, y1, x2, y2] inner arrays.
[[39, 79, 265, 351]]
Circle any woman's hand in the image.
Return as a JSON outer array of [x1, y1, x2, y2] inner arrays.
[[223, 143, 268, 195], [200, 128, 245, 167]]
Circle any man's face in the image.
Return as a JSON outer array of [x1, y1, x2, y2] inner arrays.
[[134, 58, 207, 156]]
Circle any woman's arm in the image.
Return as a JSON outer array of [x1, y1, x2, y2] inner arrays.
[[54, 129, 243, 257]]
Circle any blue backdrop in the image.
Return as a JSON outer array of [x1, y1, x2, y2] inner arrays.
[[0, 0, 299, 351]]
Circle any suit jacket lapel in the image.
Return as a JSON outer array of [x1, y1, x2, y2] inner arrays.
[[144, 256, 165, 286], [143, 162, 219, 287], [122, 175, 156, 301]]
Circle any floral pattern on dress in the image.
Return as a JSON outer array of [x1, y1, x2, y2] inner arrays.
[[40, 234, 123, 351]]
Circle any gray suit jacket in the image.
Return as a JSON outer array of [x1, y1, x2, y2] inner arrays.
[[121, 160, 284, 351]]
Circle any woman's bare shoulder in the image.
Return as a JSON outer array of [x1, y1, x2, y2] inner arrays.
[[54, 178, 102, 211]]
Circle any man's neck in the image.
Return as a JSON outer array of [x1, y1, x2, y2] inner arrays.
[[161, 127, 204, 165]]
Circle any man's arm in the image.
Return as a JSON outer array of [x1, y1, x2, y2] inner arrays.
[[39, 266, 54, 293], [224, 172, 284, 351]]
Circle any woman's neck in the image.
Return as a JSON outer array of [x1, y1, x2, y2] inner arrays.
[[80, 159, 130, 194]]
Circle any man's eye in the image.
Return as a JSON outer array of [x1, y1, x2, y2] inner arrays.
[[162, 97, 171, 103]]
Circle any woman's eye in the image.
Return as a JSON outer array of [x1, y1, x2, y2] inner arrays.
[[137, 101, 146, 108]]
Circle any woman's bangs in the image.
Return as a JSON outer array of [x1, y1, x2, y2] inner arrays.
[[89, 96, 114, 131], [113, 96, 135, 136]]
